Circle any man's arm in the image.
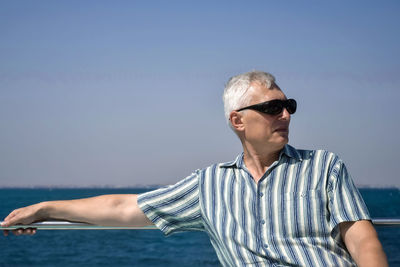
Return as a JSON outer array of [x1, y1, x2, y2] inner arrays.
[[2, 194, 153, 236], [340, 220, 388, 267]]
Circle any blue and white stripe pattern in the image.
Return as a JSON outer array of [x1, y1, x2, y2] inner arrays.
[[138, 145, 370, 266]]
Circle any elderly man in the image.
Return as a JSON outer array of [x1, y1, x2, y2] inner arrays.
[[2, 71, 387, 266]]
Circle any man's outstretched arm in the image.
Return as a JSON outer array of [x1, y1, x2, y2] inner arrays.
[[340, 220, 388, 267], [2, 194, 153, 236]]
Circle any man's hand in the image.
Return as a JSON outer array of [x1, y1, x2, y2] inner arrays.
[[340, 220, 388, 267], [3, 227, 37, 237], [2, 203, 45, 236]]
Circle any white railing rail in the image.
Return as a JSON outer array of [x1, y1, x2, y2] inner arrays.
[[1, 221, 158, 230], [372, 218, 400, 226], [1, 219, 400, 230]]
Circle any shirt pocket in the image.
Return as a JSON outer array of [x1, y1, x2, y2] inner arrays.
[[282, 190, 328, 237]]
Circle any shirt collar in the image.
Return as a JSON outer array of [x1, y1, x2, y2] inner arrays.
[[281, 144, 303, 161], [220, 152, 245, 168], [220, 144, 303, 169]]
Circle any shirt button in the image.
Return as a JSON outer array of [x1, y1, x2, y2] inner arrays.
[[259, 192, 264, 197], [261, 220, 265, 224]]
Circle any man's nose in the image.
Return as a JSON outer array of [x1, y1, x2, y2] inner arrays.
[[279, 108, 291, 120]]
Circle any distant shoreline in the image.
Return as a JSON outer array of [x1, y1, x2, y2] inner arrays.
[[0, 185, 163, 189], [0, 185, 399, 189]]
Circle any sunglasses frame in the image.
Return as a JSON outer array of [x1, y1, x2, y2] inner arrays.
[[236, 99, 297, 115]]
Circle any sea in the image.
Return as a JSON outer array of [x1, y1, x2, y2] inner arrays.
[[0, 188, 399, 267]]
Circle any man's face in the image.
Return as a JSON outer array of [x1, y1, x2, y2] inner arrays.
[[240, 83, 291, 150]]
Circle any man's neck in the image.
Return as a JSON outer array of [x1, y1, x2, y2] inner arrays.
[[242, 143, 284, 183]]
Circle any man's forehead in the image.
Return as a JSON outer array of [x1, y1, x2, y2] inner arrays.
[[249, 82, 286, 102]]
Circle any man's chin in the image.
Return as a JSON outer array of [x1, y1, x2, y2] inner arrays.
[[274, 132, 289, 143], [276, 136, 289, 147]]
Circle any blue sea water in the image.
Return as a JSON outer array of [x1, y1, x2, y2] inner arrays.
[[0, 188, 399, 266]]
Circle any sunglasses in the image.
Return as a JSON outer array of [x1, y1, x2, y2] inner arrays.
[[236, 99, 297, 115]]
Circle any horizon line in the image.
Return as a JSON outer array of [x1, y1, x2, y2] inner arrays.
[[0, 185, 399, 190]]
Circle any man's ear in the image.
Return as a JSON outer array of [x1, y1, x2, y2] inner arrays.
[[230, 111, 245, 131]]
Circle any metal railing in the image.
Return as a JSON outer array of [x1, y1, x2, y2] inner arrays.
[[1, 221, 157, 230], [372, 218, 400, 226], [1, 219, 400, 230]]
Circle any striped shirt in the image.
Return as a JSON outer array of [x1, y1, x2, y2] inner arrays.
[[137, 144, 370, 266]]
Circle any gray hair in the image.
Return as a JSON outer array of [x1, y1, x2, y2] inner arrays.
[[223, 71, 276, 126]]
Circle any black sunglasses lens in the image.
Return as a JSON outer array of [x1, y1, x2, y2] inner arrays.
[[286, 99, 297, 114], [263, 99, 296, 115], [264, 101, 283, 115], [238, 99, 297, 115]]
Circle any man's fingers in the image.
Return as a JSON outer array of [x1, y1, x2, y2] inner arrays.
[[2, 209, 21, 227], [25, 228, 36, 235], [2, 205, 40, 236], [2, 205, 40, 227], [13, 229, 22, 236], [2, 227, 37, 236]]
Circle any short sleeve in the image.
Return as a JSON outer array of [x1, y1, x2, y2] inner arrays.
[[137, 170, 204, 236], [328, 158, 371, 232]]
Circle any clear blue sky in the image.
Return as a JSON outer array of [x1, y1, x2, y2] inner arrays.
[[1, 1, 399, 187]]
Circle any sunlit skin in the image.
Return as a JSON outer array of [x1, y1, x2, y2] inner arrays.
[[230, 82, 290, 182]]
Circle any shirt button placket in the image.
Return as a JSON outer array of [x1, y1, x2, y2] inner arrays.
[[258, 181, 269, 250], [258, 180, 270, 250]]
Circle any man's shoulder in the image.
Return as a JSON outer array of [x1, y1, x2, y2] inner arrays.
[[286, 145, 342, 163], [196, 161, 237, 174], [191, 154, 242, 180]]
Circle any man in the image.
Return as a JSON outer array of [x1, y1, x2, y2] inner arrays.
[[2, 71, 387, 266]]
